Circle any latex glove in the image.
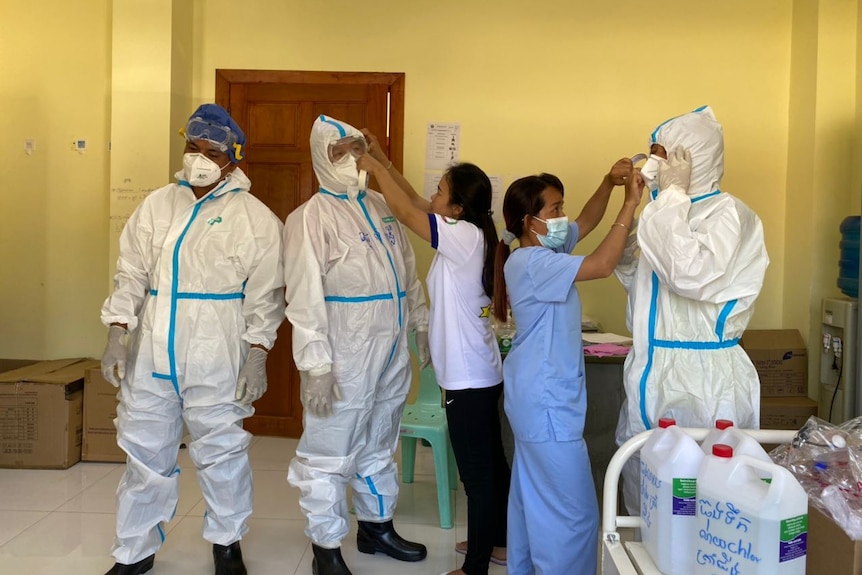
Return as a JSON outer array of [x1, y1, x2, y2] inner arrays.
[[657, 146, 692, 192], [415, 330, 432, 370], [101, 325, 128, 387], [301, 370, 342, 418], [235, 347, 268, 406]]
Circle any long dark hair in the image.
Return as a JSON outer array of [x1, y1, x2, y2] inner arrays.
[[492, 174, 565, 321], [445, 163, 498, 298]]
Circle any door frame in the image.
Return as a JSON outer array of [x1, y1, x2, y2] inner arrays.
[[214, 69, 406, 437], [215, 69, 406, 171]]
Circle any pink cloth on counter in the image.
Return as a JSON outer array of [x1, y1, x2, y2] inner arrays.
[[583, 343, 631, 357]]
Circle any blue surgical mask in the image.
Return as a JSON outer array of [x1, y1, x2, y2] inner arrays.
[[532, 216, 569, 249]]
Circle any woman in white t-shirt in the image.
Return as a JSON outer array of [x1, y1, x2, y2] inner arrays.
[[358, 133, 509, 575]]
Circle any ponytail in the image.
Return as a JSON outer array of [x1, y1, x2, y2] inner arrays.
[[446, 163, 498, 297], [493, 240, 511, 322], [492, 174, 558, 321]]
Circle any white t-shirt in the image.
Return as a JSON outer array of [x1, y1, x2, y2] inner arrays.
[[426, 213, 503, 390]]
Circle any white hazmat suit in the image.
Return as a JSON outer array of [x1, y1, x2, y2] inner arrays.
[[284, 116, 430, 548], [614, 106, 769, 515], [101, 167, 285, 564]]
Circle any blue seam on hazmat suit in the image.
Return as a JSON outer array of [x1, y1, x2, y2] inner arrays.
[[691, 190, 721, 203], [650, 105, 710, 144], [319, 116, 347, 137], [164, 184, 241, 398], [319, 188, 351, 200], [357, 473, 386, 518], [715, 300, 738, 341], [325, 292, 407, 303], [639, 273, 661, 428], [150, 289, 244, 300], [156, 524, 165, 543], [653, 338, 740, 350], [357, 194, 404, 371]]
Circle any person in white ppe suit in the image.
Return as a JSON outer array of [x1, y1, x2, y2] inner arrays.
[[284, 115, 431, 575], [100, 104, 285, 575], [614, 106, 769, 516]]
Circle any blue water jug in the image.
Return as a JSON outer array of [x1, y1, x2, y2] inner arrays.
[[838, 216, 860, 298]]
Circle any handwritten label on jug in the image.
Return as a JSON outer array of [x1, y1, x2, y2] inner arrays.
[[641, 460, 660, 528], [779, 515, 807, 563], [697, 498, 758, 574], [673, 478, 697, 516]]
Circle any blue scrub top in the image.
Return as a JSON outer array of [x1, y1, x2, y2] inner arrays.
[[503, 222, 586, 443]]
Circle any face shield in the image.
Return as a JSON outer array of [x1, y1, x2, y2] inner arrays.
[[328, 135, 368, 165], [630, 153, 648, 166]]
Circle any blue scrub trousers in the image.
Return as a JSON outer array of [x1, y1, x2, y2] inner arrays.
[[507, 438, 599, 575]]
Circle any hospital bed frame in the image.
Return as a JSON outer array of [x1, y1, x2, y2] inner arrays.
[[600, 427, 799, 575]]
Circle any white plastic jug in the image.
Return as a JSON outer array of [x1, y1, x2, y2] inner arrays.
[[701, 420, 772, 465], [640, 418, 705, 575], [695, 444, 808, 575]]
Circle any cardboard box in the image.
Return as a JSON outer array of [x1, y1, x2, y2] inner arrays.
[[83, 368, 124, 463], [741, 329, 808, 396], [0, 359, 38, 373], [761, 396, 819, 430], [807, 503, 862, 574], [0, 358, 99, 469]]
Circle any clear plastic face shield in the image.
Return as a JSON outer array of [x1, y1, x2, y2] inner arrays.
[[328, 135, 370, 191], [184, 117, 239, 153]]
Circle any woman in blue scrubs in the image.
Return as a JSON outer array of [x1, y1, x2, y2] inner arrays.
[[492, 169, 644, 574]]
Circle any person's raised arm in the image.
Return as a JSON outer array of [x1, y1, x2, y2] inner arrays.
[[357, 152, 432, 243], [574, 158, 632, 241], [576, 172, 645, 281], [361, 129, 431, 213]]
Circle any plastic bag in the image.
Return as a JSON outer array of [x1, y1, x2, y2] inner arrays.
[[771, 415, 862, 539]]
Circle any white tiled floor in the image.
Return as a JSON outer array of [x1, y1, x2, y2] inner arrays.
[[0, 437, 509, 575]]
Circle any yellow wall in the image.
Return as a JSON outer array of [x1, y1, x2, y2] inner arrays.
[[784, 0, 860, 395], [0, 0, 112, 359], [191, 0, 792, 335], [1, 0, 861, 392]]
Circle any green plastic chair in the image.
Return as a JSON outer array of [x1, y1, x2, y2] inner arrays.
[[399, 340, 458, 529]]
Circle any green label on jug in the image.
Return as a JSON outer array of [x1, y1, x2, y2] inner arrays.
[[671, 478, 696, 516], [498, 337, 512, 354], [779, 514, 808, 563]]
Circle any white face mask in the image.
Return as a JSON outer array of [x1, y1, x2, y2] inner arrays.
[[331, 154, 368, 192], [640, 154, 665, 191], [183, 153, 230, 187]]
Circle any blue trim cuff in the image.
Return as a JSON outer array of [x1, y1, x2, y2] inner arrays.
[[429, 213, 439, 250]]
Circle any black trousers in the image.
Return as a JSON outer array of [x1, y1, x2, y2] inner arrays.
[[445, 383, 511, 575]]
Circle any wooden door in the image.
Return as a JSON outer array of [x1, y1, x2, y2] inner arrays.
[[216, 70, 405, 438]]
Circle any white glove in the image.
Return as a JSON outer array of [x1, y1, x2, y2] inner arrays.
[[416, 330, 431, 370], [235, 347, 268, 406], [301, 370, 342, 418], [101, 325, 128, 387], [658, 146, 692, 192]]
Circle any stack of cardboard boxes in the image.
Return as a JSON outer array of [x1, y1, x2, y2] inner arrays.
[[740, 329, 819, 431], [0, 359, 124, 469]]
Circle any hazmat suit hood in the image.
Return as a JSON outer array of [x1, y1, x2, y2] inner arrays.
[[311, 115, 366, 197], [650, 106, 723, 198]]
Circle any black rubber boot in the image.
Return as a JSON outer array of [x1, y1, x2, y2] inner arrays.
[[311, 544, 353, 575], [103, 554, 155, 575], [213, 542, 247, 575], [356, 520, 427, 562]]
